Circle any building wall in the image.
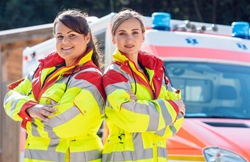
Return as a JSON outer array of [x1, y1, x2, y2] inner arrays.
[[1, 37, 52, 82]]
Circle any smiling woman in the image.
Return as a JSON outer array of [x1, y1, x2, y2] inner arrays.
[[3, 9, 105, 162], [102, 9, 185, 162]]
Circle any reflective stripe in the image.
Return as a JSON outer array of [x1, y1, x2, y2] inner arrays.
[[105, 82, 131, 96], [9, 94, 24, 117], [79, 67, 102, 76], [70, 149, 102, 161], [157, 147, 168, 158], [56, 77, 68, 84], [122, 101, 159, 131], [111, 64, 137, 84], [69, 76, 104, 115], [103, 133, 153, 161], [26, 72, 34, 82], [3, 93, 11, 107], [155, 127, 166, 137], [169, 123, 177, 135], [107, 64, 136, 85], [24, 139, 65, 162], [44, 105, 80, 128], [43, 124, 60, 138], [158, 99, 173, 126], [146, 102, 160, 131], [31, 118, 41, 137], [106, 100, 112, 109]]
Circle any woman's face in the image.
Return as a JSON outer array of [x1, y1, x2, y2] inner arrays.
[[55, 21, 90, 66], [112, 18, 145, 57]]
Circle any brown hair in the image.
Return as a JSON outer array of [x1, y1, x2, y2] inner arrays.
[[53, 9, 101, 68], [111, 9, 145, 36]]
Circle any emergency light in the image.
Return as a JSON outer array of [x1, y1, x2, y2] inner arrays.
[[152, 12, 171, 31], [231, 21, 249, 39]]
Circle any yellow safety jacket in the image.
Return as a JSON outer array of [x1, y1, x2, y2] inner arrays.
[[102, 49, 184, 162], [4, 48, 105, 162]]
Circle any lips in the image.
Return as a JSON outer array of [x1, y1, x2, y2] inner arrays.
[[62, 47, 73, 51], [125, 45, 134, 48]]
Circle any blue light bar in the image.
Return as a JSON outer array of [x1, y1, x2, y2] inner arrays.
[[152, 12, 171, 31], [231, 22, 249, 39]]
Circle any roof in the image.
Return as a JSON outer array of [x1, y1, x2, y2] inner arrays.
[[0, 23, 54, 44]]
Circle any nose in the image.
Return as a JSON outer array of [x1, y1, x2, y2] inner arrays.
[[62, 37, 69, 43], [126, 34, 132, 42]]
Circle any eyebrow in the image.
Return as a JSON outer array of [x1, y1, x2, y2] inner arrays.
[[117, 28, 140, 32], [56, 31, 74, 35]]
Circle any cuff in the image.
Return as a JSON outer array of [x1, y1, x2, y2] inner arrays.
[[18, 101, 37, 129], [166, 100, 179, 121]]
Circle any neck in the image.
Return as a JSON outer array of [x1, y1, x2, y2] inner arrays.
[[126, 52, 140, 69]]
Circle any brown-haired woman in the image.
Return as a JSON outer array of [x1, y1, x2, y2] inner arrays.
[[4, 9, 105, 162], [102, 9, 185, 162]]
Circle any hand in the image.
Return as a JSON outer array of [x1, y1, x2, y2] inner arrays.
[[173, 99, 185, 116], [26, 104, 58, 121], [127, 91, 138, 102]]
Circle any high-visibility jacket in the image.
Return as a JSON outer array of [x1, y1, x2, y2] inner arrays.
[[102, 49, 184, 162], [4, 48, 105, 162]]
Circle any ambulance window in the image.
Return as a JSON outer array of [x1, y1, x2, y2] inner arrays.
[[171, 78, 212, 102], [164, 62, 250, 119]]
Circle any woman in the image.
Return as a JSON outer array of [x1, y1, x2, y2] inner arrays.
[[102, 9, 185, 162], [4, 9, 105, 162]]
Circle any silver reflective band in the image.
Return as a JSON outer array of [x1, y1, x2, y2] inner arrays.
[[70, 149, 102, 161], [158, 99, 173, 126]]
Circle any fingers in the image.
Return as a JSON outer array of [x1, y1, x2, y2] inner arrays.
[[27, 104, 58, 121], [38, 115, 49, 121], [40, 108, 56, 117]]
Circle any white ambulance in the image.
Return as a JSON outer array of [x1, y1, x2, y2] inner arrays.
[[22, 12, 250, 162]]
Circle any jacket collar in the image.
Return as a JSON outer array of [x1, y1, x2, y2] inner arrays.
[[112, 48, 164, 99], [32, 48, 94, 101], [112, 48, 163, 72], [38, 48, 93, 73]]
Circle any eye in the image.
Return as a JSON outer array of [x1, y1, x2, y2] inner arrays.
[[132, 31, 139, 35], [69, 34, 76, 37], [56, 35, 63, 39], [119, 32, 126, 36]]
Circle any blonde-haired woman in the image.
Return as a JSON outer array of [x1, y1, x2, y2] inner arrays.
[[102, 9, 185, 162]]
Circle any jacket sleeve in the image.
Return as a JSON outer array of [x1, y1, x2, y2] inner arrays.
[[3, 71, 38, 122], [43, 70, 105, 138], [154, 76, 184, 138], [103, 69, 180, 133]]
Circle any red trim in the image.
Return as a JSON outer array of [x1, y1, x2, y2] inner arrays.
[[18, 101, 37, 129], [137, 50, 163, 71], [74, 102, 84, 115], [75, 71, 106, 101], [8, 78, 25, 90], [143, 45, 250, 63], [103, 70, 128, 89], [32, 65, 43, 101], [152, 71, 163, 98], [167, 100, 179, 121]]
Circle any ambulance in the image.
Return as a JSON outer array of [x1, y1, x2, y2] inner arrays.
[[22, 12, 250, 162]]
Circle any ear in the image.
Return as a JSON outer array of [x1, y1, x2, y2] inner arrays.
[[142, 32, 145, 43], [85, 33, 91, 43], [112, 35, 116, 45]]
